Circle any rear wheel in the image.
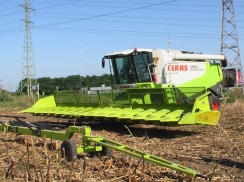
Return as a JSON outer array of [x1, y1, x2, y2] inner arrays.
[[61, 139, 77, 162], [209, 96, 220, 111], [100, 141, 113, 157]]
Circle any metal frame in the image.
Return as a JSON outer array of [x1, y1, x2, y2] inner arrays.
[[0, 115, 207, 179]]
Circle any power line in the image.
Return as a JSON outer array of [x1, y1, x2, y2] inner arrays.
[[30, 13, 224, 22], [34, 26, 244, 40], [1, 1, 243, 28], [0, 6, 17, 12], [34, 0, 244, 8], [1, 16, 244, 39], [0, 25, 22, 33], [34, 0, 178, 28], [0, 11, 22, 17], [0, 31, 23, 37], [32, 27, 227, 36], [0, 20, 20, 26], [31, 17, 244, 30], [34, 0, 84, 10], [31, 13, 231, 22], [1, 1, 243, 40], [33, 15, 223, 26], [0, 0, 13, 5]]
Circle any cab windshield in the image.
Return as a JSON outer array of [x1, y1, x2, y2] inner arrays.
[[111, 52, 153, 84]]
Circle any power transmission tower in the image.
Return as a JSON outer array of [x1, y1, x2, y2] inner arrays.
[[20, 0, 36, 97], [220, 0, 242, 87]]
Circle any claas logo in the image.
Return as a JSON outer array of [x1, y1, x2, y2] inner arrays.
[[120, 85, 130, 88], [167, 64, 188, 71]]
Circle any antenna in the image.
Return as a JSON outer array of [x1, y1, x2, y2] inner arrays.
[[221, 0, 242, 87], [168, 38, 171, 50], [79, 40, 84, 91], [20, 0, 36, 97], [80, 40, 82, 77]]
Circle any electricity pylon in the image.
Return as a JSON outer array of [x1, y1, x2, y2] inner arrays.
[[20, 0, 36, 97], [220, 0, 242, 87]]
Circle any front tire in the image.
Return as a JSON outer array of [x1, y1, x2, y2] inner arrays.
[[209, 96, 221, 111], [61, 139, 77, 162], [100, 141, 113, 157]]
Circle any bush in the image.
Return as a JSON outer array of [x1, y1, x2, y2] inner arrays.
[[225, 87, 244, 103], [0, 92, 12, 102], [0, 94, 38, 109]]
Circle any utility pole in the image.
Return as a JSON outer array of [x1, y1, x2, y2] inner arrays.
[[20, 0, 36, 97], [80, 41, 84, 92], [168, 38, 171, 50], [0, 79, 2, 95], [220, 0, 242, 87]]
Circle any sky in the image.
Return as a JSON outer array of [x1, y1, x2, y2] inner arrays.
[[0, 0, 244, 92]]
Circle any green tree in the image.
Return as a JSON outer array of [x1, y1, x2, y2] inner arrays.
[[65, 75, 81, 90], [37, 77, 51, 95], [16, 74, 114, 95]]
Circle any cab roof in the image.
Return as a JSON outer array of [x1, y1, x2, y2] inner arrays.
[[104, 48, 195, 58]]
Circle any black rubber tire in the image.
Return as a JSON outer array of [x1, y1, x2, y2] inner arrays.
[[209, 96, 221, 111], [101, 141, 113, 157], [61, 139, 77, 162]]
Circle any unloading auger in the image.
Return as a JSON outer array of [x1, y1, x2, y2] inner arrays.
[[0, 114, 208, 179]]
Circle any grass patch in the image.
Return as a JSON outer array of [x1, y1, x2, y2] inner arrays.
[[0, 95, 37, 110], [223, 87, 244, 103]]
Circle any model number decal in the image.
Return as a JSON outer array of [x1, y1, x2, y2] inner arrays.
[[190, 65, 204, 71]]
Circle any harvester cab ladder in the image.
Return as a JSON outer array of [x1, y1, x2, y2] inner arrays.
[[164, 85, 177, 104], [0, 115, 208, 180]]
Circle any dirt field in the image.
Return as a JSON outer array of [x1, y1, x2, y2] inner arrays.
[[0, 101, 243, 182]]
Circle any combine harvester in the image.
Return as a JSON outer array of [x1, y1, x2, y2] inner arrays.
[[0, 48, 228, 180], [21, 48, 227, 126]]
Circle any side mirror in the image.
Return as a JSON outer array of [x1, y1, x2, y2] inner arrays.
[[221, 56, 228, 67], [147, 52, 153, 63], [102, 58, 105, 68]]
